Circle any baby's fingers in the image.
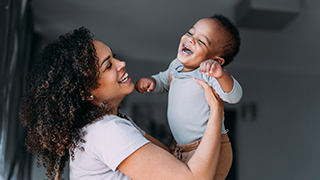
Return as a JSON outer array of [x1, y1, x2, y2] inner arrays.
[[200, 60, 215, 73], [135, 83, 144, 93], [199, 61, 209, 74], [146, 82, 155, 92]]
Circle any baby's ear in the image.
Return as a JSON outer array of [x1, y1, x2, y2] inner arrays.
[[213, 57, 225, 66]]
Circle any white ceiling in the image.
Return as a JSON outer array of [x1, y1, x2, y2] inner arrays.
[[31, 0, 240, 63]]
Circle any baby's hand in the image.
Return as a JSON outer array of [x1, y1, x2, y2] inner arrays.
[[199, 59, 225, 79], [135, 77, 156, 93]]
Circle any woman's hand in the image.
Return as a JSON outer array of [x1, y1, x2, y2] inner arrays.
[[193, 78, 224, 109]]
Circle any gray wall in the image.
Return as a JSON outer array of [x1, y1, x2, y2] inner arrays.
[[230, 2, 320, 179]]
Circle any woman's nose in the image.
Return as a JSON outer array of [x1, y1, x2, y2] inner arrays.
[[117, 59, 126, 71]]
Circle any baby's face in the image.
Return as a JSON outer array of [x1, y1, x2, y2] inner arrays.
[[177, 18, 227, 72]]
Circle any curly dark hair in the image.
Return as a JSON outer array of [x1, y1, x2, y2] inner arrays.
[[19, 27, 113, 180], [210, 13, 241, 67]]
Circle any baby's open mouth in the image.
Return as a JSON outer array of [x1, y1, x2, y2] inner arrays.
[[182, 46, 193, 54], [118, 72, 129, 83]]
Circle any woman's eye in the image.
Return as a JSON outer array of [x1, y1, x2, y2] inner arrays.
[[102, 62, 112, 72], [106, 63, 112, 69], [187, 31, 192, 36]]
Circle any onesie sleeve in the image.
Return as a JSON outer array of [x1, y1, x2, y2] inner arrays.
[[206, 75, 243, 104], [151, 59, 180, 94], [87, 116, 150, 171], [151, 69, 170, 94]]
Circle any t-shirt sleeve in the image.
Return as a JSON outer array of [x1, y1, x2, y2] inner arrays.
[[87, 117, 150, 171]]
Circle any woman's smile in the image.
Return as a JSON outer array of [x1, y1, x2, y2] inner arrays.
[[118, 72, 130, 83]]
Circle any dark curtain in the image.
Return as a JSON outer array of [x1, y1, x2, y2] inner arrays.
[[0, 0, 35, 179]]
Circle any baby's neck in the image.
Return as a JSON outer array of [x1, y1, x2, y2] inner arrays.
[[182, 66, 198, 72]]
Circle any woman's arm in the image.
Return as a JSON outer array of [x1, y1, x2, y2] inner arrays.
[[145, 133, 170, 152], [118, 78, 224, 180]]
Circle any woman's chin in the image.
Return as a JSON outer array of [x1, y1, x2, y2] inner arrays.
[[126, 82, 135, 94]]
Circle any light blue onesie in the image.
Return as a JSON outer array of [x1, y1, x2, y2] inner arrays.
[[152, 58, 242, 145]]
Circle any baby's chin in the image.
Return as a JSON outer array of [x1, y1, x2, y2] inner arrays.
[[177, 53, 194, 65], [176, 56, 185, 65]]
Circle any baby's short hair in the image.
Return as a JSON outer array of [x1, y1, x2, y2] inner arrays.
[[210, 14, 241, 67]]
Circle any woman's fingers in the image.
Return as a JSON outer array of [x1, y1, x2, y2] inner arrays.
[[193, 78, 224, 107], [193, 77, 210, 89]]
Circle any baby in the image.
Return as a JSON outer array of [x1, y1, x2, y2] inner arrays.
[[135, 14, 242, 180]]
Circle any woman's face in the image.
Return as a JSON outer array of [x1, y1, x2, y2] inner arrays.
[[91, 40, 134, 112]]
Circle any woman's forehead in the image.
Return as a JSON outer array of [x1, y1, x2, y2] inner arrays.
[[93, 40, 112, 59]]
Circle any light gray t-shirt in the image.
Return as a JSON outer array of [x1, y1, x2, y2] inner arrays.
[[69, 114, 149, 180], [152, 58, 242, 145]]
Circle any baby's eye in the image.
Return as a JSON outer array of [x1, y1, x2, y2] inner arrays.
[[187, 31, 193, 36], [199, 39, 207, 46]]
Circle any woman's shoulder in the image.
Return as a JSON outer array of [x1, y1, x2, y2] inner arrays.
[[86, 114, 139, 138], [78, 114, 149, 172], [82, 114, 140, 150], [88, 114, 130, 131]]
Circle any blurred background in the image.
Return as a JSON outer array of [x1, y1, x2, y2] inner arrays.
[[1, 0, 320, 179]]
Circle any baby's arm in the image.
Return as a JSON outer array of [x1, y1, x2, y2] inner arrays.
[[199, 60, 233, 93], [135, 69, 170, 94], [136, 59, 179, 94]]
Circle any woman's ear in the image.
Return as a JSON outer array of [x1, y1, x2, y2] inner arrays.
[[213, 57, 225, 66]]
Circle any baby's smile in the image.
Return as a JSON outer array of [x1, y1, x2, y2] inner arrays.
[[181, 45, 193, 55]]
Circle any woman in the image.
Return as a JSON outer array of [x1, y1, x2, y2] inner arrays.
[[20, 27, 224, 180]]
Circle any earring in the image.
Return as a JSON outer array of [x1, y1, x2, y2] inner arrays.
[[100, 100, 107, 108], [89, 95, 94, 100]]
